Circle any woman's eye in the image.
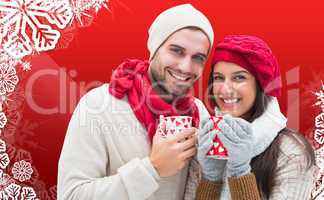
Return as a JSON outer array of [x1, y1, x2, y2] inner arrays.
[[233, 75, 246, 81], [213, 76, 224, 81]]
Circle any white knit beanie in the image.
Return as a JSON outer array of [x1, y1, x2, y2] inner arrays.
[[148, 4, 214, 60]]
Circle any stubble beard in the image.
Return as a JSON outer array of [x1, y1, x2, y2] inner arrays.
[[149, 57, 193, 102]]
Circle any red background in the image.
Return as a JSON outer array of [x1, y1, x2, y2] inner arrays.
[[21, 0, 324, 189]]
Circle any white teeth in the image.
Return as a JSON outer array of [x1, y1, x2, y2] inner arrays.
[[223, 99, 239, 104], [169, 71, 189, 81], [173, 74, 186, 81]]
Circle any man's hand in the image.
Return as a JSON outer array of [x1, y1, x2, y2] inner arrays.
[[150, 127, 197, 177]]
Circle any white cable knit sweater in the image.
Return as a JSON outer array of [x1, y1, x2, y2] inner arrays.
[[57, 84, 210, 200]]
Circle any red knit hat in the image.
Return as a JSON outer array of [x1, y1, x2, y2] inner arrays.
[[212, 35, 282, 97]]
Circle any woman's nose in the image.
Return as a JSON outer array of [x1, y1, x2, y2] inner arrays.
[[221, 80, 235, 95]]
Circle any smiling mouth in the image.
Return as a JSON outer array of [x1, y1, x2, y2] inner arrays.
[[167, 69, 192, 82], [221, 98, 240, 105]]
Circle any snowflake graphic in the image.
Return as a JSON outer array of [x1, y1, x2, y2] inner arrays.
[[70, 0, 93, 26], [2, 117, 41, 151], [54, 23, 77, 50], [0, 152, 9, 169], [314, 83, 324, 145], [301, 72, 324, 149], [30, 179, 46, 193], [5, 183, 21, 199], [49, 185, 57, 200], [315, 128, 324, 145], [0, 62, 19, 96], [21, 61, 31, 71], [0, 112, 7, 129], [69, 0, 110, 27], [315, 146, 324, 171], [315, 113, 324, 129], [0, 173, 14, 191], [0, 0, 73, 59], [0, 139, 5, 152], [315, 82, 324, 112], [14, 149, 32, 163], [12, 160, 33, 182], [312, 83, 324, 200], [0, 50, 12, 64], [91, 0, 109, 13], [2, 77, 26, 112], [1, 123, 16, 145], [38, 190, 51, 200], [20, 186, 37, 199]]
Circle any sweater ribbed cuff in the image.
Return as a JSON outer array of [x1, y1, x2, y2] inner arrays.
[[195, 178, 223, 200], [228, 173, 261, 200], [142, 157, 160, 181], [117, 158, 159, 199]]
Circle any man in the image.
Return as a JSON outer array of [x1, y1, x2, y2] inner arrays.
[[58, 4, 214, 200]]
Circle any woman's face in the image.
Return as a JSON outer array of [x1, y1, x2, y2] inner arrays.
[[212, 61, 257, 118]]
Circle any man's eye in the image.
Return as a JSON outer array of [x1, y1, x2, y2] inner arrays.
[[170, 48, 183, 55], [193, 56, 205, 63]]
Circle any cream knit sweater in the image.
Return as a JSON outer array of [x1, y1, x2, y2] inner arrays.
[[57, 84, 210, 200]]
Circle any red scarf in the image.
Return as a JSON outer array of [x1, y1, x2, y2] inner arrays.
[[109, 59, 200, 143]]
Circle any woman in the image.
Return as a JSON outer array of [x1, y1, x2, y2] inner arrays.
[[185, 35, 315, 200]]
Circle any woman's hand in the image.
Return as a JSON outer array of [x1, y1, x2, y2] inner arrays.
[[197, 118, 226, 182], [198, 114, 255, 181], [217, 115, 254, 177]]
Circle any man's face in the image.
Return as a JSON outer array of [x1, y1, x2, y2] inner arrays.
[[149, 28, 210, 100]]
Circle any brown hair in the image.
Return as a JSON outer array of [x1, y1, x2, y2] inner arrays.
[[207, 67, 315, 198]]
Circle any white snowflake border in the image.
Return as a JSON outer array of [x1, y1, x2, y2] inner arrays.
[[0, 0, 111, 198], [312, 82, 324, 200], [0, 138, 36, 199], [314, 82, 324, 145]]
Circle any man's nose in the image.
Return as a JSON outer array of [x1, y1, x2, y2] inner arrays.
[[178, 57, 193, 74]]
